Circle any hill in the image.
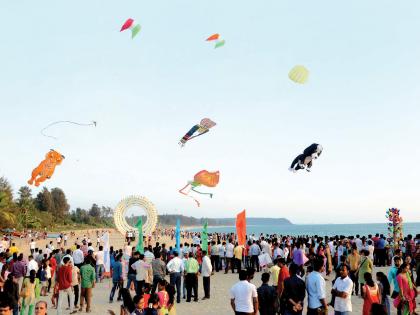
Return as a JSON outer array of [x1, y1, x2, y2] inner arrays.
[[132, 215, 292, 227]]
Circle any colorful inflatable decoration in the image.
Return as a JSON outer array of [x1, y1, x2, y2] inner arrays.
[[120, 18, 141, 39], [179, 170, 220, 207], [289, 65, 309, 84], [28, 149, 65, 186], [386, 208, 403, 248], [206, 33, 225, 49], [179, 118, 216, 147], [41, 120, 96, 140], [289, 143, 323, 173]]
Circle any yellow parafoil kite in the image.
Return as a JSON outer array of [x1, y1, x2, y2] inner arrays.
[[289, 65, 309, 84]]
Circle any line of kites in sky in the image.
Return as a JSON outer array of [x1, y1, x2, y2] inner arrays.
[[28, 118, 323, 206], [25, 17, 316, 206], [119, 18, 309, 84]]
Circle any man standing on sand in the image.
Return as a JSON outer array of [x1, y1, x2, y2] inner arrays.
[[306, 258, 328, 315], [56, 257, 76, 315], [201, 250, 212, 300], [151, 252, 166, 294], [331, 264, 353, 315], [225, 239, 235, 274], [184, 252, 199, 302], [79, 259, 96, 313], [230, 269, 258, 315], [109, 254, 123, 303], [346, 247, 360, 295], [257, 272, 277, 315], [166, 251, 184, 303]]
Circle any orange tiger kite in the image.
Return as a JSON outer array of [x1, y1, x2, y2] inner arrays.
[[28, 149, 65, 187]]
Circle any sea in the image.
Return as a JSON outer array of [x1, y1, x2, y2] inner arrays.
[[187, 222, 420, 237]]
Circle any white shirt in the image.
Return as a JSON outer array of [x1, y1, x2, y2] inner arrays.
[[230, 280, 258, 313], [30, 242, 36, 250], [333, 276, 353, 312], [131, 260, 151, 281], [73, 249, 84, 264], [355, 238, 363, 251], [273, 248, 284, 259], [95, 251, 104, 265], [226, 243, 234, 258], [218, 245, 225, 257], [283, 247, 289, 259], [201, 256, 212, 277], [306, 271, 326, 309], [27, 259, 39, 276], [144, 250, 155, 264], [166, 257, 184, 273]]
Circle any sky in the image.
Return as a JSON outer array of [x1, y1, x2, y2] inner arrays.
[[1, 0, 420, 224]]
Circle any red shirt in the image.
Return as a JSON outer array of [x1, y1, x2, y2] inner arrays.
[[57, 265, 72, 290], [277, 265, 290, 294]]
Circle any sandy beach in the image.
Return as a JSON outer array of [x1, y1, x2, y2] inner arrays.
[[8, 229, 418, 315]]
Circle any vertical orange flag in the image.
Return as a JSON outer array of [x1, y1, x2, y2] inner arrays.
[[236, 210, 246, 246]]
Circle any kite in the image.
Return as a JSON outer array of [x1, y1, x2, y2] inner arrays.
[[120, 18, 141, 39], [28, 149, 65, 187], [179, 170, 220, 207], [289, 143, 323, 173], [41, 121, 97, 140], [179, 118, 216, 147], [289, 65, 309, 84], [206, 33, 225, 49]]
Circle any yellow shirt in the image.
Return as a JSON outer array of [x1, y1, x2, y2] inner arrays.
[[347, 253, 360, 271], [234, 246, 243, 260], [9, 246, 19, 254], [269, 265, 280, 286]]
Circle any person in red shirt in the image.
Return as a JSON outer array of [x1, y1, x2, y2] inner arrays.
[[56, 257, 76, 314], [277, 258, 290, 297]]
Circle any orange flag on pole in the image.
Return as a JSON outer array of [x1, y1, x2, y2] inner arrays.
[[236, 210, 246, 246]]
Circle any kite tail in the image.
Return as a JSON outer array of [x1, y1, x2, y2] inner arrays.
[[191, 187, 213, 198], [179, 184, 201, 207]]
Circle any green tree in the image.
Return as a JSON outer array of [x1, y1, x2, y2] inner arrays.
[[89, 203, 101, 218], [101, 206, 113, 219], [17, 186, 35, 210], [0, 177, 13, 209], [35, 188, 53, 212], [51, 188, 70, 218]]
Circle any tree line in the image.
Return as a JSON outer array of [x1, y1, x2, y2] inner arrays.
[[0, 176, 113, 230]]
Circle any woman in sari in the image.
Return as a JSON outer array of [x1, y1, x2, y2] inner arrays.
[[394, 263, 416, 315], [358, 249, 373, 295], [362, 272, 381, 315]]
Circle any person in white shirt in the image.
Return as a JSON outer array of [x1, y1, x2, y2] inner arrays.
[[332, 264, 353, 314], [166, 251, 184, 303], [230, 270, 258, 314], [201, 250, 213, 300], [144, 247, 155, 264], [95, 246, 105, 283], [26, 255, 39, 276], [306, 257, 328, 314], [219, 242, 226, 271], [72, 245, 84, 268], [131, 254, 153, 296], [225, 240, 235, 274], [30, 239, 36, 254]]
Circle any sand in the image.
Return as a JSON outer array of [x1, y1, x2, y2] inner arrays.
[[10, 229, 418, 315]]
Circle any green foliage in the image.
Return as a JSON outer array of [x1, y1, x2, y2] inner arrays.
[[0, 176, 115, 230]]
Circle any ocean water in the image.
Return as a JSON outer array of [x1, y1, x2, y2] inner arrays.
[[188, 222, 420, 237]]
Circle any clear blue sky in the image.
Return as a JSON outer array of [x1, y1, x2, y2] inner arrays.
[[1, 0, 420, 223]]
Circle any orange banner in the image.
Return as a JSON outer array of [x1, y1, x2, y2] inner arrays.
[[236, 210, 246, 246]]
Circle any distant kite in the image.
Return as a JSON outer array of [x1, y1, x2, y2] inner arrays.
[[289, 143, 323, 173], [289, 65, 309, 84], [206, 33, 225, 49], [40, 121, 97, 140], [179, 170, 220, 207], [120, 18, 141, 39], [179, 118, 216, 147], [28, 149, 65, 187]]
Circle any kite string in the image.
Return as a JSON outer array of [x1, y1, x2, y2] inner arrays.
[[40, 120, 96, 139]]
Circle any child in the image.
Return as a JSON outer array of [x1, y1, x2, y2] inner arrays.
[[39, 262, 48, 296], [51, 282, 59, 308], [142, 283, 152, 310]]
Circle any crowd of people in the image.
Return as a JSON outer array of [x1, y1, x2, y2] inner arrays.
[[0, 230, 418, 315]]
